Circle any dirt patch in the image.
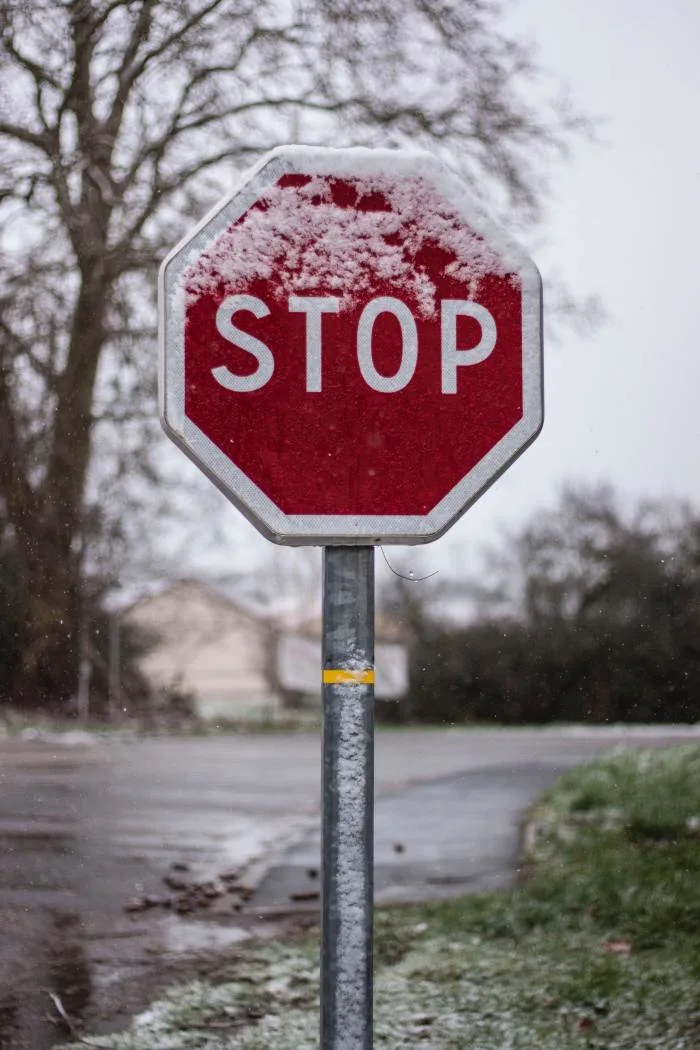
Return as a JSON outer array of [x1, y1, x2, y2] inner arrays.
[[60, 912, 319, 1045]]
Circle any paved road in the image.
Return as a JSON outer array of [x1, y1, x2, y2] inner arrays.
[[1, 726, 699, 1047], [255, 763, 561, 910], [253, 725, 700, 908]]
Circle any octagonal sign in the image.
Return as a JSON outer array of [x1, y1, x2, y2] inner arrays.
[[159, 145, 542, 545]]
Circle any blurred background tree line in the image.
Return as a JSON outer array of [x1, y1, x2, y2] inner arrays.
[[382, 485, 700, 725]]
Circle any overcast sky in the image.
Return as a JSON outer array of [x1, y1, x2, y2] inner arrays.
[[426, 0, 700, 571], [169, 0, 700, 585]]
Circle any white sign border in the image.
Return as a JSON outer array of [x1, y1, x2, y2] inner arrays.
[[159, 145, 543, 546]]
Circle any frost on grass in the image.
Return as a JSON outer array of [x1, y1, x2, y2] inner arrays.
[[69, 944, 321, 1050], [64, 926, 700, 1050], [529, 744, 700, 857], [185, 174, 513, 319]]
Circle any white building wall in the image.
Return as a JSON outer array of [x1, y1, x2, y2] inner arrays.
[[126, 581, 277, 721]]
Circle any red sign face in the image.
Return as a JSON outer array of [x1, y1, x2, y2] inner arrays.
[[160, 147, 542, 544]]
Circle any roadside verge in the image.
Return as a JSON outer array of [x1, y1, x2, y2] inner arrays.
[[61, 743, 700, 1049]]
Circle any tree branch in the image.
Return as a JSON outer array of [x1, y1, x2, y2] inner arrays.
[[110, 0, 226, 103], [0, 121, 49, 151], [0, 31, 61, 90], [100, 0, 158, 147]]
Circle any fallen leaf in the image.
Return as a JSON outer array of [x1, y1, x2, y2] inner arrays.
[[164, 874, 190, 891], [603, 939, 632, 954], [219, 868, 242, 883], [200, 880, 225, 899], [124, 895, 161, 913]]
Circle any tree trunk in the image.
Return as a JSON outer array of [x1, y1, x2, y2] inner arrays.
[[9, 276, 107, 714], [12, 538, 79, 713]]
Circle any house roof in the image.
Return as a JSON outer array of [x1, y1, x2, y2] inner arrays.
[[124, 577, 257, 621]]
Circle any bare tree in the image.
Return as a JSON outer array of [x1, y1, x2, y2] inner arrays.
[[477, 485, 688, 628], [0, 0, 588, 711]]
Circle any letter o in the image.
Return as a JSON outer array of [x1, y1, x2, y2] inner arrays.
[[357, 297, 418, 393]]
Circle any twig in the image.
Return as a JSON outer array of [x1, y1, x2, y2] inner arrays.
[[47, 992, 115, 1049], [180, 1019, 248, 1030]]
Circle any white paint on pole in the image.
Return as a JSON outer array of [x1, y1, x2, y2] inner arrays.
[[332, 684, 372, 1047]]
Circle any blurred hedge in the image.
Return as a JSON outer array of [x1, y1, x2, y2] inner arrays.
[[389, 486, 700, 724]]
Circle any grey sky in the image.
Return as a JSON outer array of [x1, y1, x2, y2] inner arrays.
[[173, 0, 700, 580], [423, 0, 700, 569]]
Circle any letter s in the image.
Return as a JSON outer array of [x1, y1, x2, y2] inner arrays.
[[212, 295, 273, 392]]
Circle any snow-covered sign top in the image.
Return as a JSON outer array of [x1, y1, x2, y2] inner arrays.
[[185, 147, 516, 319], [160, 145, 543, 546]]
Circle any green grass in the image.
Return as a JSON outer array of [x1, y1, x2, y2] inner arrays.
[[521, 744, 700, 950], [63, 745, 700, 1049]]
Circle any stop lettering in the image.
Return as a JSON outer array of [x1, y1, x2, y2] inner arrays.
[[212, 294, 497, 394]]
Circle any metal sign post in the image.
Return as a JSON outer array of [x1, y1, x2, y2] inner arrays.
[[322, 546, 375, 1050]]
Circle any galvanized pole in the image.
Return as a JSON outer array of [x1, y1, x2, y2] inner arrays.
[[321, 545, 374, 1050]]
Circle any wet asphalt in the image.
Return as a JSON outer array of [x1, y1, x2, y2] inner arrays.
[[1, 726, 699, 1047], [253, 763, 560, 913], [0, 743, 157, 1049], [0, 733, 321, 1049]]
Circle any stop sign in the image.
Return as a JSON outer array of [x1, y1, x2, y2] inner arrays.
[[159, 146, 542, 544]]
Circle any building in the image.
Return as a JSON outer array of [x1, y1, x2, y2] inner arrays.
[[124, 578, 407, 722], [124, 579, 276, 722]]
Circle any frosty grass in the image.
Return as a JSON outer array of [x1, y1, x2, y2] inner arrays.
[[65, 746, 700, 1049]]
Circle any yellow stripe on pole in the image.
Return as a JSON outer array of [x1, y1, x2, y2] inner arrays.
[[323, 668, 375, 686]]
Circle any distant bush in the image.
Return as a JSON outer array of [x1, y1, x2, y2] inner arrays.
[[401, 486, 700, 724]]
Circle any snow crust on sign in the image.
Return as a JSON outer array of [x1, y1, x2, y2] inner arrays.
[[185, 173, 514, 319]]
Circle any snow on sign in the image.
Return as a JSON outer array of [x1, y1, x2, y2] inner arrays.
[[159, 145, 543, 545]]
